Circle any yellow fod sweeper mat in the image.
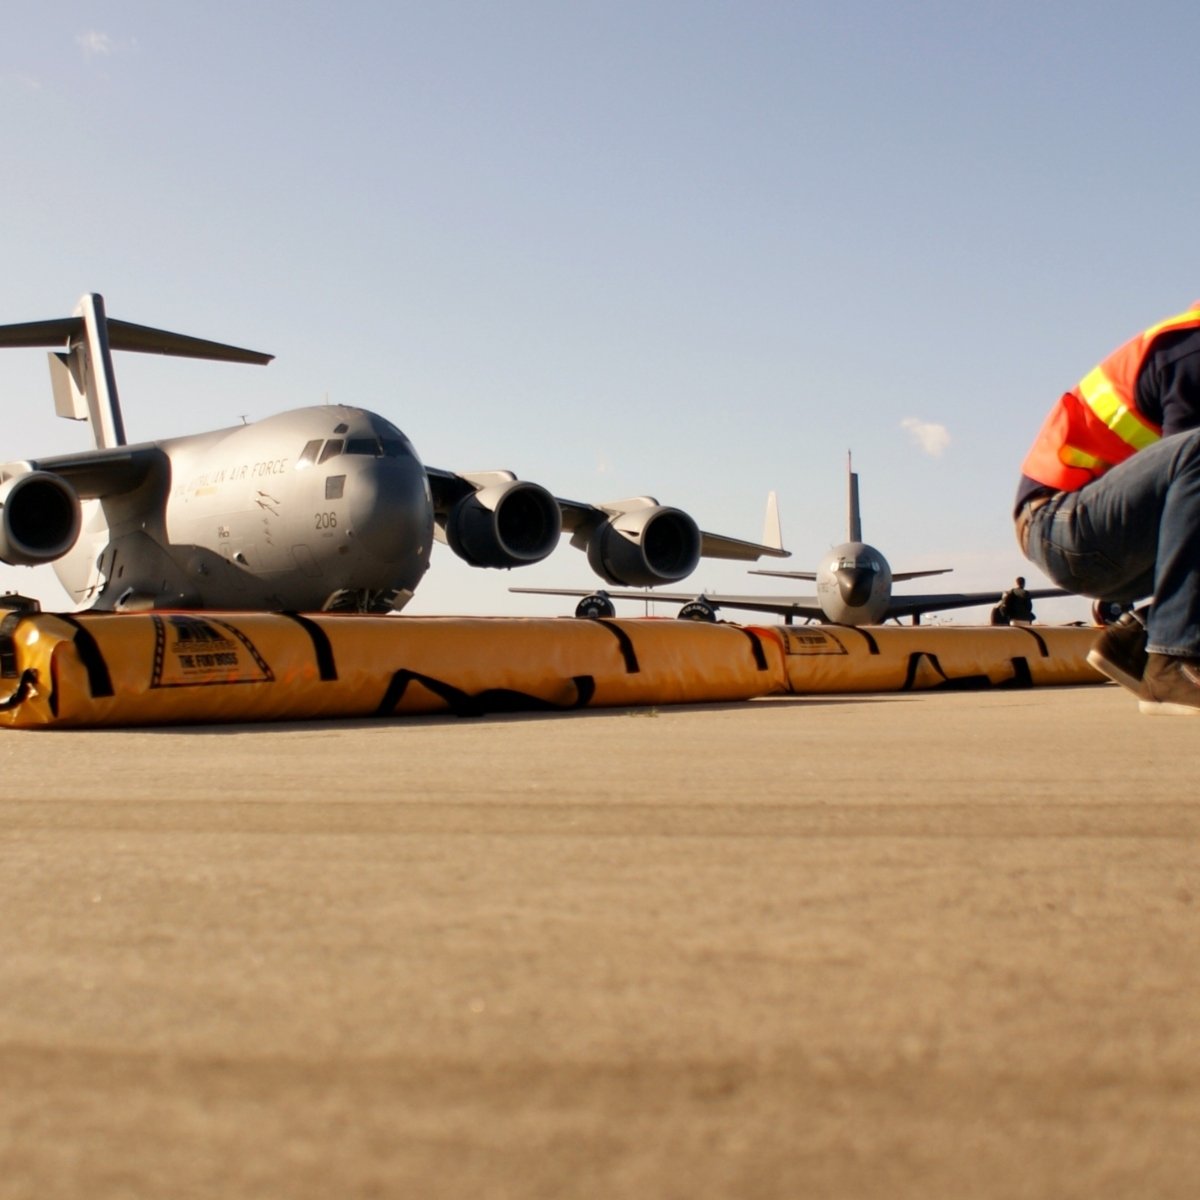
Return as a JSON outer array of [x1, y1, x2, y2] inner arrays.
[[759, 622, 1103, 694], [0, 611, 1105, 729]]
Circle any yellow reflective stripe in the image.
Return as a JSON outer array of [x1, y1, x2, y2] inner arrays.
[[1144, 308, 1200, 339], [1061, 445, 1106, 470], [1077, 366, 1161, 452]]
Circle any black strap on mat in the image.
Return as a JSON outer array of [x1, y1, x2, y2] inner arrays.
[[737, 627, 770, 671], [52, 616, 115, 698], [901, 652, 1034, 692], [1013, 626, 1050, 657], [377, 668, 597, 718], [0, 669, 36, 712], [282, 613, 339, 681], [588, 618, 640, 673]]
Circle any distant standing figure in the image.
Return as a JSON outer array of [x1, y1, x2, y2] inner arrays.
[[990, 576, 1034, 626], [1014, 301, 1200, 715], [1003, 577, 1035, 625]]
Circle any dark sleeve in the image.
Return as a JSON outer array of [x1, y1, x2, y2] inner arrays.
[[1138, 327, 1200, 437]]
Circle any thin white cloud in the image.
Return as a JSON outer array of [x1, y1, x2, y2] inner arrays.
[[901, 417, 951, 457], [77, 31, 116, 57]]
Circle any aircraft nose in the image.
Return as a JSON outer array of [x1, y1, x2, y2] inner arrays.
[[836, 567, 874, 608], [347, 455, 433, 563]]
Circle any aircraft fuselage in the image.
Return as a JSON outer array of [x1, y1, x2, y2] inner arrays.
[[815, 540, 893, 624], [53, 405, 434, 612]]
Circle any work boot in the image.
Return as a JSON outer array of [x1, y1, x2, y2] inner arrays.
[[1086, 610, 1148, 699], [1139, 653, 1200, 716]]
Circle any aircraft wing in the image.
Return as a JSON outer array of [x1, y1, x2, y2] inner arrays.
[[553, 497, 788, 561], [696, 530, 790, 561], [425, 468, 789, 570], [510, 586, 826, 622], [751, 567, 954, 583], [11, 444, 166, 498], [884, 587, 1070, 622]]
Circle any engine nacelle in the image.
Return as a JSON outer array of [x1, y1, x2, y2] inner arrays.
[[586, 506, 701, 587], [445, 480, 562, 569], [0, 471, 82, 567]]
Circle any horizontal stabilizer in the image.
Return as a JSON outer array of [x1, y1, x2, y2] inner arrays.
[[0, 318, 81, 349], [891, 568, 953, 582], [0, 314, 272, 365], [106, 319, 273, 364], [750, 568, 817, 581], [0, 293, 273, 451]]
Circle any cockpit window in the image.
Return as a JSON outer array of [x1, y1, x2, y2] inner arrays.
[[344, 437, 411, 458], [835, 556, 880, 572], [296, 439, 323, 469], [318, 438, 344, 464]]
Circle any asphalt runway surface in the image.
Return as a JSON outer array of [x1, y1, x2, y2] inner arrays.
[[2, 683, 1198, 1199]]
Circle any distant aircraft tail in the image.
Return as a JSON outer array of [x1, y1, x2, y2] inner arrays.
[[762, 490, 783, 551], [844, 450, 952, 581], [0, 292, 273, 450], [847, 452, 862, 543]]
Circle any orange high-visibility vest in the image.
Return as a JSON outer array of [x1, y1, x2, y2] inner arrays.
[[1022, 305, 1200, 491]]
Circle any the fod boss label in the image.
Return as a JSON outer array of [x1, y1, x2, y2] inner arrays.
[[150, 615, 274, 688], [778, 627, 849, 656]]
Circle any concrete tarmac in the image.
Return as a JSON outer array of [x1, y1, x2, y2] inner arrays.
[[1, 683, 1198, 1199]]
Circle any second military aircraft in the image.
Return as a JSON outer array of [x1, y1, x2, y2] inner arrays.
[[514, 458, 1066, 625]]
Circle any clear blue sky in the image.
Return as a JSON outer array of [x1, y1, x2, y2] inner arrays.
[[2, 1, 1197, 620]]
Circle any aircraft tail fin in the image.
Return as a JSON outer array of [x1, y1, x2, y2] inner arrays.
[[47, 294, 125, 448], [0, 292, 273, 451], [761, 490, 783, 551], [848, 452, 862, 542]]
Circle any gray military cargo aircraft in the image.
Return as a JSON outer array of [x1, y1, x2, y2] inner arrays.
[[514, 458, 1067, 625], [0, 293, 787, 613]]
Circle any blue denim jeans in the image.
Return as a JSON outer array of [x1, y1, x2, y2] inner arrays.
[[1022, 427, 1200, 657]]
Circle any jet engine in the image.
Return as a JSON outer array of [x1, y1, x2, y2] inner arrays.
[[0, 471, 82, 566], [445, 480, 562, 568], [585, 506, 701, 587]]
